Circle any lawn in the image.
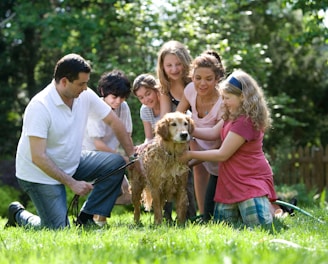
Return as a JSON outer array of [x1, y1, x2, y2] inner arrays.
[[0, 205, 327, 264]]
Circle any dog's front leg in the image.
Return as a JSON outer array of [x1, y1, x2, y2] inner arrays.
[[151, 191, 163, 225], [132, 183, 143, 223], [129, 169, 145, 224], [176, 192, 188, 225], [175, 175, 189, 225]]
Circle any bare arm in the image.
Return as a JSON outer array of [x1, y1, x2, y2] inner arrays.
[[192, 120, 224, 141], [176, 93, 190, 113], [29, 136, 93, 196], [143, 121, 154, 143], [179, 131, 245, 163], [93, 138, 117, 153], [102, 111, 135, 157], [160, 93, 172, 117], [134, 121, 154, 154]]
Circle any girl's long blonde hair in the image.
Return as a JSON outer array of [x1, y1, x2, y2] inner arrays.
[[220, 69, 272, 131], [156, 40, 192, 95]]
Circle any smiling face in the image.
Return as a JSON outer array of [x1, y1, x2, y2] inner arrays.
[[104, 94, 126, 110], [163, 54, 184, 81], [135, 86, 159, 109], [222, 90, 243, 115], [192, 67, 219, 96]]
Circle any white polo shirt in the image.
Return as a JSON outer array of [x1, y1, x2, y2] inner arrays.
[[16, 80, 111, 184]]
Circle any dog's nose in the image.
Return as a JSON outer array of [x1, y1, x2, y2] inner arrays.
[[180, 132, 188, 140]]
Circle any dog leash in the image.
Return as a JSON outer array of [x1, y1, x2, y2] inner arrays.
[[67, 154, 139, 226]]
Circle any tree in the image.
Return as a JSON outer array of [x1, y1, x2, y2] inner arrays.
[[0, 0, 327, 157]]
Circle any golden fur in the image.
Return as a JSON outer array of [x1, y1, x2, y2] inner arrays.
[[129, 112, 195, 225]]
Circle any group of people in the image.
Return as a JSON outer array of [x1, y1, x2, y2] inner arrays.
[[5, 40, 288, 230]]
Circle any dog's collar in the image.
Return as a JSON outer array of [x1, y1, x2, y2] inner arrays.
[[164, 149, 173, 157], [161, 147, 183, 159]]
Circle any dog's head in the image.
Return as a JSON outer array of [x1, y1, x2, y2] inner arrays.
[[155, 112, 195, 142]]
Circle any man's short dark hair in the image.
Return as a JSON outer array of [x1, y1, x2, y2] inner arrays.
[[54, 53, 91, 83]]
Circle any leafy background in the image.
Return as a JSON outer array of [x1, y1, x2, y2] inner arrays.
[[0, 1, 327, 206]]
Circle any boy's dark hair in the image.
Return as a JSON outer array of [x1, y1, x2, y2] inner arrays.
[[98, 70, 131, 98], [54, 53, 91, 83]]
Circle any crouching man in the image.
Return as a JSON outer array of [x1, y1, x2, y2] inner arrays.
[[5, 53, 139, 230]]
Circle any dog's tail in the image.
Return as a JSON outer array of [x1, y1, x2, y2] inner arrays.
[[142, 187, 153, 211]]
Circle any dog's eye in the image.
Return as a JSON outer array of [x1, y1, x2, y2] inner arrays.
[[170, 122, 177, 126], [184, 121, 188, 126]]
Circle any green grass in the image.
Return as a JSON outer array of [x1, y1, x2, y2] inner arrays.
[[0, 206, 327, 264]]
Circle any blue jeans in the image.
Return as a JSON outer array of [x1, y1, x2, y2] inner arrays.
[[17, 150, 125, 229]]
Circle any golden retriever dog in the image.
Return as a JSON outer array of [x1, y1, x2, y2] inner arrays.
[[129, 112, 194, 225]]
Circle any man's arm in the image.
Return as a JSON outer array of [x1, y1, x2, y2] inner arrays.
[[29, 136, 93, 196]]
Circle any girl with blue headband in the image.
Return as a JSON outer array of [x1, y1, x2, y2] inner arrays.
[[179, 69, 278, 227]]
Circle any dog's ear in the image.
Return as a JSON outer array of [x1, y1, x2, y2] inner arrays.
[[155, 117, 170, 140], [187, 116, 195, 134]]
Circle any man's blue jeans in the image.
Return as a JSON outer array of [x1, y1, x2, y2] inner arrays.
[[17, 150, 125, 229]]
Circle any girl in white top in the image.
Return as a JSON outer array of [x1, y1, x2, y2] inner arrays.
[[132, 73, 161, 150]]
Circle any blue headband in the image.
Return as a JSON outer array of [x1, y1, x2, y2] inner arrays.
[[228, 76, 242, 90]]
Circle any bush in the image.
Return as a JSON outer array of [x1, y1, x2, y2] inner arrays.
[[0, 185, 21, 217], [275, 183, 318, 207]]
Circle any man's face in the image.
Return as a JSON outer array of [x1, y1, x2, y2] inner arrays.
[[64, 72, 90, 98]]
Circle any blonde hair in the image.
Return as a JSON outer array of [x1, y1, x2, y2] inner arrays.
[[220, 69, 272, 131], [156, 40, 192, 95]]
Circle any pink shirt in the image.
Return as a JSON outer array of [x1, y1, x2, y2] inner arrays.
[[214, 116, 277, 203], [184, 83, 222, 175]]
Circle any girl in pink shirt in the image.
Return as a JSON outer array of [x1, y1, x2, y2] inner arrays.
[[180, 69, 278, 227]]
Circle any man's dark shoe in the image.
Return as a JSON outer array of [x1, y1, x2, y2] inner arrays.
[[5, 201, 25, 228], [74, 217, 101, 229]]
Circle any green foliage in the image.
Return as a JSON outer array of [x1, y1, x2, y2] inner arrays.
[[275, 183, 317, 207], [0, 186, 20, 218], [314, 188, 328, 209], [265, 93, 308, 149], [0, 0, 327, 155]]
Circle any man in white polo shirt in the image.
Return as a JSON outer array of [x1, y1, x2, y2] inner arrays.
[[5, 53, 138, 229]]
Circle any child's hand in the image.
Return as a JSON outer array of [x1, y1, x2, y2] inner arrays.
[[178, 151, 191, 164], [135, 143, 147, 154], [188, 159, 203, 167]]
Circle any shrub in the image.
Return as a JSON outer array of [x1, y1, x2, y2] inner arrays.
[[0, 185, 21, 217]]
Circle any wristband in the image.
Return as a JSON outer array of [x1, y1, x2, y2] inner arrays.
[[129, 153, 137, 161]]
